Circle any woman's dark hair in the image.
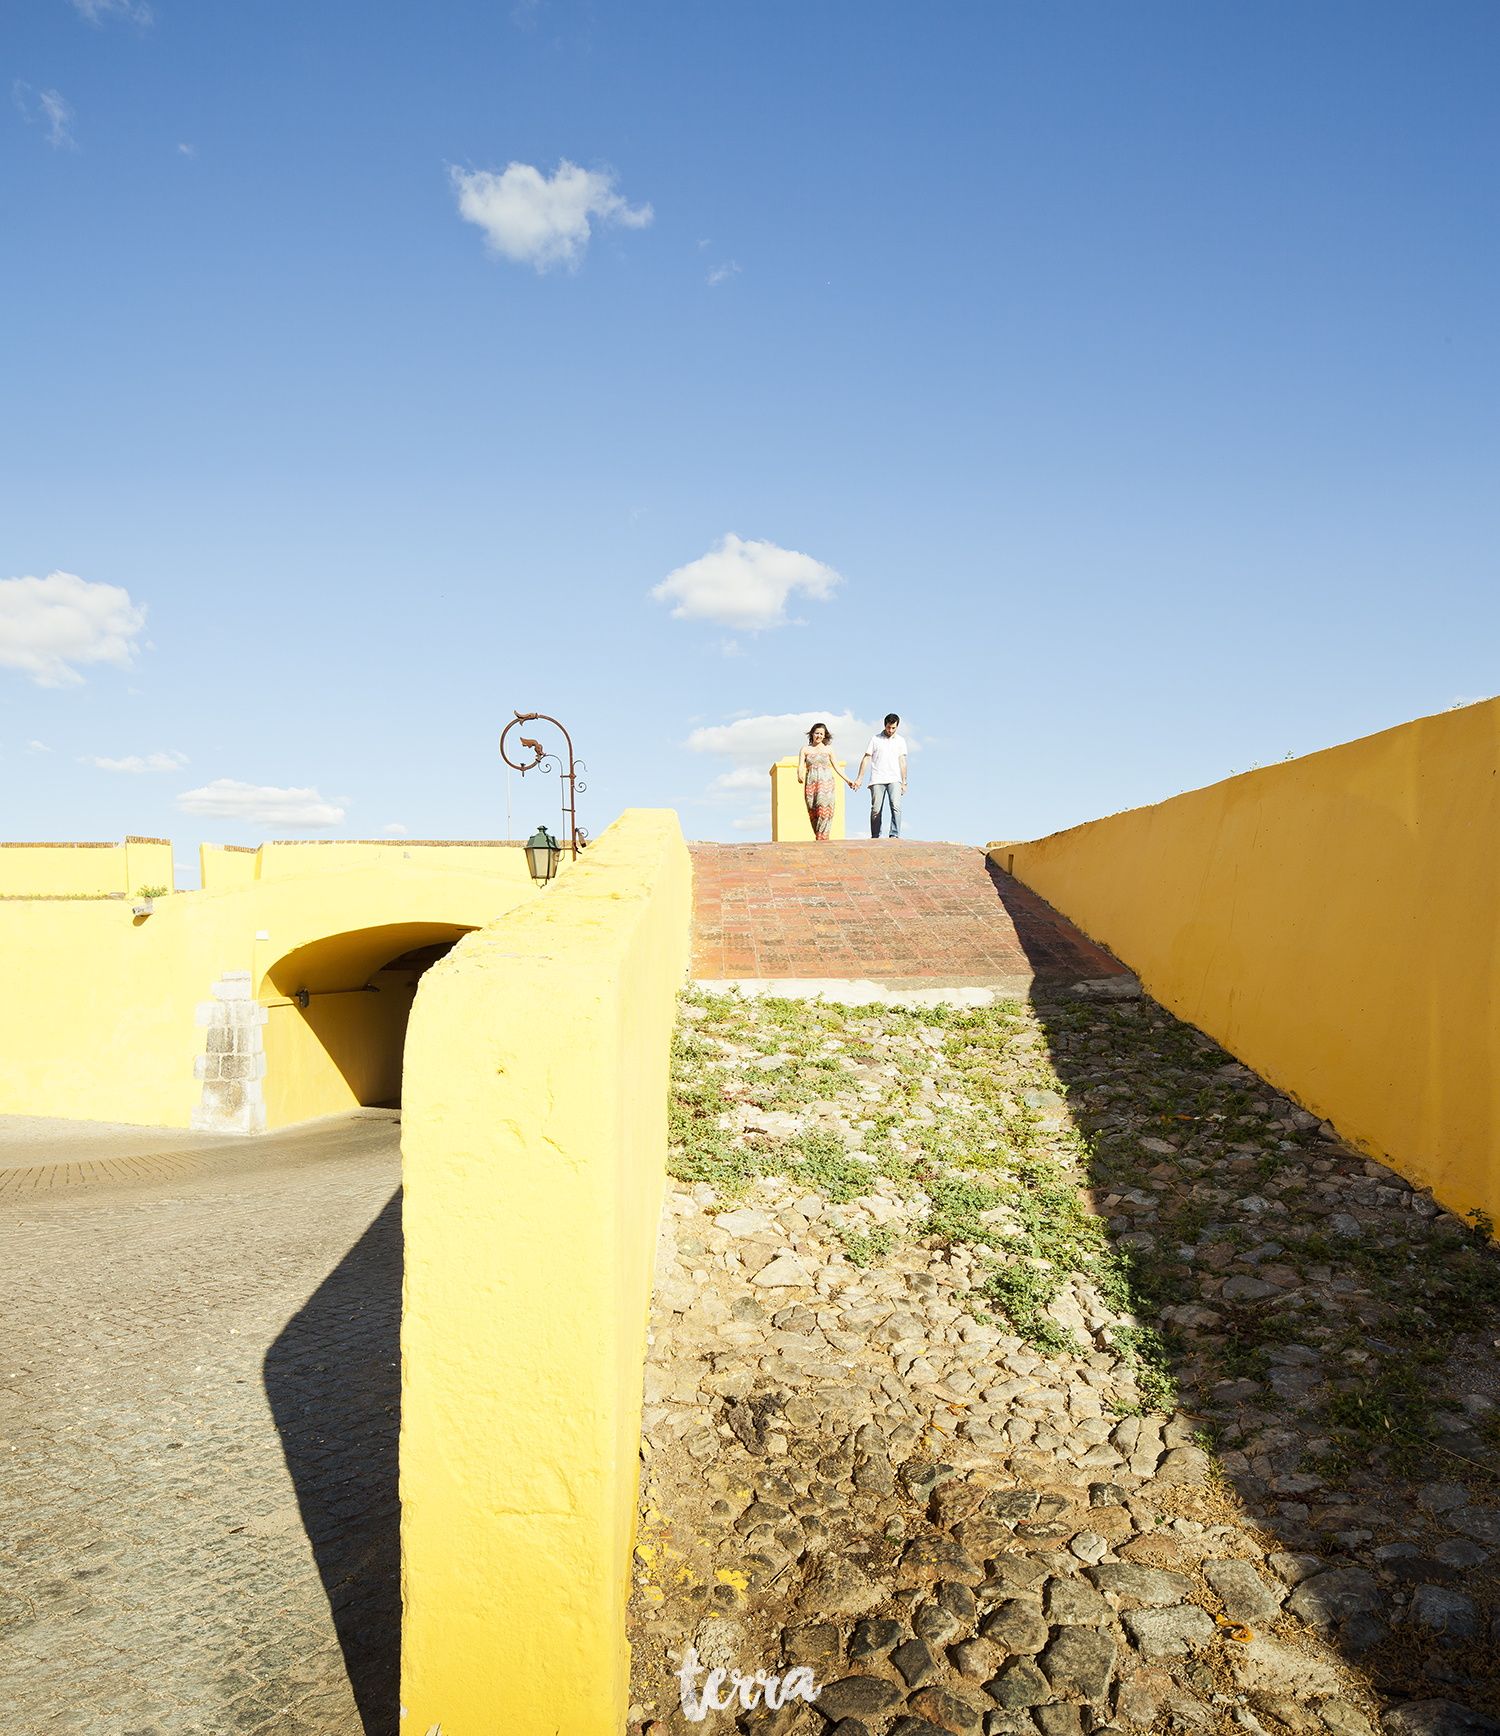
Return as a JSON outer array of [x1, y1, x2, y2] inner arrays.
[[806, 722, 833, 744]]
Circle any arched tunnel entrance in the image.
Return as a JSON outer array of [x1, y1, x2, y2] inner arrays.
[[256, 922, 474, 1129]]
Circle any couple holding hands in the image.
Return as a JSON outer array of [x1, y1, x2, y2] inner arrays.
[[796, 713, 908, 842]]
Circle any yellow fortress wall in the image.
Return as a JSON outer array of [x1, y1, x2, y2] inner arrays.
[[0, 853, 536, 1130], [0, 835, 173, 898], [996, 698, 1500, 1222], [399, 808, 692, 1735], [198, 838, 537, 888]]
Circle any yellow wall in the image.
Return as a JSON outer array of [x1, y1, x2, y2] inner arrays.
[[0, 862, 536, 1131], [256, 839, 536, 883], [260, 973, 419, 1125], [998, 698, 1500, 1222], [197, 839, 537, 889], [1, 841, 123, 896], [770, 755, 848, 840], [0, 836, 176, 897], [400, 808, 693, 1735], [200, 844, 259, 890], [125, 837, 174, 895]]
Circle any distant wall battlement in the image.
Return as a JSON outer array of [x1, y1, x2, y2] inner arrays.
[[201, 839, 533, 889], [0, 836, 536, 897], [0, 837, 174, 899]]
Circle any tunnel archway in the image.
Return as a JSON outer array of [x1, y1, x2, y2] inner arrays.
[[257, 922, 474, 1127]]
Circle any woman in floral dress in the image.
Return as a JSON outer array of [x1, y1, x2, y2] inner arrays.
[[796, 722, 858, 841]]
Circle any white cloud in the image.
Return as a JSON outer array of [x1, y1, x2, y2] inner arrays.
[[707, 261, 740, 286], [707, 766, 769, 792], [732, 811, 770, 831], [82, 748, 188, 773], [686, 710, 878, 770], [26, 740, 51, 753], [382, 823, 408, 837], [176, 780, 344, 826], [38, 90, 75, 148], [70, 0, 154, 23], [451, 159, 652, 272], [13, 84, 77, 149], [177, 142, 194, 157], [0, 571, 146, 686], [1450, 695, 1490, 709], [651, 534, 844, 632]]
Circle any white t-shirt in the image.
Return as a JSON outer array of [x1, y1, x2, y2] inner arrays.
[[864, 733, 908, 784]]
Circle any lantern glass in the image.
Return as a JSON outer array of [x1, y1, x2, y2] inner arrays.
[[525, 825, 561, 883]]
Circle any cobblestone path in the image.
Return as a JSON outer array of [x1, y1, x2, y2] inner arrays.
[[0, 1111, 402, 1736], [628, 981, 1500, 1736], [687, 844, 1126, 992]]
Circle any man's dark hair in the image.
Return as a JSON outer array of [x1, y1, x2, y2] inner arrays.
[[884, 713, 900, 727]]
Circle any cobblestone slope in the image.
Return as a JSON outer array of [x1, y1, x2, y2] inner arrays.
[[628, 986, 1500, 1736]]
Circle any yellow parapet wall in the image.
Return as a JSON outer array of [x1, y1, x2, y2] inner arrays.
[[770, 755, 847, 840], [399, 808, 692, 1735], [200, 838, 537, 889], [0, 835, 174, 898], [995, 698, 1500, 1223]]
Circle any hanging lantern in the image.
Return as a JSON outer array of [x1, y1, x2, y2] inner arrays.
[[524, 824, 562, 883]]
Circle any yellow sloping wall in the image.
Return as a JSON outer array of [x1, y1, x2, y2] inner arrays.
[[399, 808, 692, 1734], [998, 698, 1500, 1222]]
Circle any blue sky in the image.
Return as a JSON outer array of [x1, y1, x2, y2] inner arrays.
[[4, 0, 1497, 879]]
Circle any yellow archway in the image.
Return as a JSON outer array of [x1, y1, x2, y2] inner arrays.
[[257, 923, 474, 1125]]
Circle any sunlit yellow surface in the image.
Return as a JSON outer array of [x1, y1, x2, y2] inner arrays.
[[996, 698, 1500, 1221], [399, 809, 692, 1734]]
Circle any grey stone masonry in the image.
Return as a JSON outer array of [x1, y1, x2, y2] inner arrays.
[[191, 969, 268, 1132]]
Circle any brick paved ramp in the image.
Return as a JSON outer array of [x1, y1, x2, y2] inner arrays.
[[0, 1111, 402, 1735], [688, 840, 1125, 989]]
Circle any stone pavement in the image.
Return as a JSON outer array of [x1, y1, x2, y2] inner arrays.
[[627, 983, 1500, 1736], [687, 845, 1127, 994], [0, 1115, 272, 1199], [0, 1110, 402, 1735]]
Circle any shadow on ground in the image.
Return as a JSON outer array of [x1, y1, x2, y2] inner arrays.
[[264, 1187, 403, 1735], [985, 863, 1127, 984]]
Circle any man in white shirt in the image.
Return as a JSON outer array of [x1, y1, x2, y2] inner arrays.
[[855, 713, 908, 838]]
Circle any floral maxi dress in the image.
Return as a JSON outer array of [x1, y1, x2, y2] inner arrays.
[[803, 748, 837, 840]]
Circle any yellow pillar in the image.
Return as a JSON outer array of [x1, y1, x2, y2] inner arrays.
[[769, 756, 847, 840], [399, 809, 693, 1733]]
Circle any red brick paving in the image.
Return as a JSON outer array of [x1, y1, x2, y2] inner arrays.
[[688, 841, 1128, 987]]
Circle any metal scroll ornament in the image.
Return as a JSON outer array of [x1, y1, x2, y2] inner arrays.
[[500, 711, 588, 859]]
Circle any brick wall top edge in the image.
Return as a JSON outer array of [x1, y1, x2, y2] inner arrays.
[[1, 841, 119, 849], [125, 836, 173, 845]]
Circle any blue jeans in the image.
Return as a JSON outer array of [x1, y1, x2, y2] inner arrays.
[[869, 782, 901, 837]]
